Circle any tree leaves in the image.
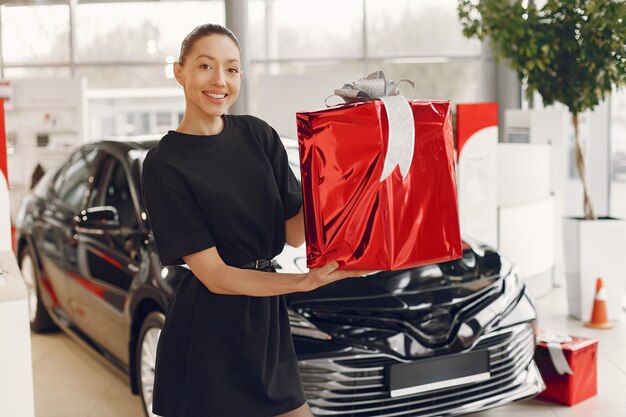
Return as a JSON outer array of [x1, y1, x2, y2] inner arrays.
[[457, 0, 626, 116], [458, 0, 626, 218]]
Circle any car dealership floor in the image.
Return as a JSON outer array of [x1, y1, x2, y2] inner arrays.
[[31, 286, 626, 417]]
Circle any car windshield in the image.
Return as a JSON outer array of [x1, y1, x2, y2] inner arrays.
[[129, 149, 149, 174], [285, 146, 301, 182], [281, 137, 301, 182]]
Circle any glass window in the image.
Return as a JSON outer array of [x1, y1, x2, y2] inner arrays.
[[156, 112, 171, 127], [124, 113, 150, 136], [249, 60, 365, 78], [248, 0, 267, 61], [3, 67, 72, 79], [91, 156, 137, 229], [101, 117, 117, 137], [284, 145, 301, 182], [51, 161, 69, 196], [75, 65, 173, 88], [247, 61, 366, 137], [75, 1, 225, 63], [248, 0, 364, 60], [248, 58, 479, 138], [368, 58, 481, 105], [365, 0, 481, 58], [610, 88, 626, 217], [1, 4, 70, 64], [55, 148, 99, 209]]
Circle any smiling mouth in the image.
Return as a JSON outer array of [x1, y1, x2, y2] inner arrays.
[[203, 92, 227, 99]]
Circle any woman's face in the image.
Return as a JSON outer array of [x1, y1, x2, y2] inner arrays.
[[174, 34, 242, 118]]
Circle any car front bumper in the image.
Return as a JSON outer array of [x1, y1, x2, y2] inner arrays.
[[299, 320, 544, 417]]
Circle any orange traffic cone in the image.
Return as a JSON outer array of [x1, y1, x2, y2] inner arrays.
[[585, 278, 613, 329]]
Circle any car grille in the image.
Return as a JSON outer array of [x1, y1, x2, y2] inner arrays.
[[299, 323, 535, 416]]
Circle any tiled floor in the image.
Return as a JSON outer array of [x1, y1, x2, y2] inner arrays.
[[468, 287, 626, 417], [30, 286, 626, 417], [31, 332, 143, 417]]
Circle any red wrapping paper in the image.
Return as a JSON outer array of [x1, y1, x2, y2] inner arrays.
[[296, 99, 462, 270], [535, 336, 598, 406]]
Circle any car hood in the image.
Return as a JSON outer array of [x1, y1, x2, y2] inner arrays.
[[287, 240, 502, 310], [286, 240, 518, 356]]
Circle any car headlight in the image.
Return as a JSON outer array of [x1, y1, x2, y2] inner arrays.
[[496, 254, 533, 322], [500, 256, 523, 308], [288, 308, 332, 341]]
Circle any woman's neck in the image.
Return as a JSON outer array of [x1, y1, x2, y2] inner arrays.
[[176, 112, 225, 136]]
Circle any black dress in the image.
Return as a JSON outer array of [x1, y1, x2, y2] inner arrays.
[[141, 115, 307, 417]]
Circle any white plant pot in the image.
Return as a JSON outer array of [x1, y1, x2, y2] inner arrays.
[[563, 217, 626, 321]]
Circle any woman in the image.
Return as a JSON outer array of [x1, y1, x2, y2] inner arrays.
[[141, 24, 370, 417]]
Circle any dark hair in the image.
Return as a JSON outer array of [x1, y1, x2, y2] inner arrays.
[[178, 24, 240, 65]]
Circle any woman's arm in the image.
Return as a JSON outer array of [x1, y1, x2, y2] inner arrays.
[[183, 246, 372, 297], [285, 207, 305, 247]]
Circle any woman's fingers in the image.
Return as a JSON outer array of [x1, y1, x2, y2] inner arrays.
[[323, 261, 340, 275], [304, 262, 377, 292], [326, 269, 377, 282]]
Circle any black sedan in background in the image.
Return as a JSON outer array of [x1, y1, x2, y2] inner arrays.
[[15, 138, 544, 417]]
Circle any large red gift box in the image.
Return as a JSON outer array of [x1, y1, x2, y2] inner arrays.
[[296, 97, 462, 270], [535, 334, 598, 406]]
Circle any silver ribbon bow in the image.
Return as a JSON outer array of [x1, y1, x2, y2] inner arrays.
[[537, 331, 574, 375], [328, 71, 416, 182]]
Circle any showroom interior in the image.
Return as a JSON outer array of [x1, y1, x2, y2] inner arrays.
[[0, 0, 625, 416]]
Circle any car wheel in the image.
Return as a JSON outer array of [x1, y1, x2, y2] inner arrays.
[[18, 244, 57, 332], [137, 311, 165, 417]]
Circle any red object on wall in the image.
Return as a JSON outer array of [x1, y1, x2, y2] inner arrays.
[[456, 102, 498, 161], [0, 98, 7, 185], [535, 336, 598, 406], [0, 98, 15, 253], [297, 100, 462, 270]]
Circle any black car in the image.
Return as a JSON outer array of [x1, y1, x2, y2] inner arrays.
[[15, 138, 544, 417]]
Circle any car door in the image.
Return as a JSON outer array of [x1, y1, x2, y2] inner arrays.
[[70, 152, 143, 362], [31, 147, 99, 325]]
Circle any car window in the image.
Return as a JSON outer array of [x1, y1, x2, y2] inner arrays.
[[34, 164, 61, 197], [51, 160, 69, 196], [283, 143, 301, 182], [55, 148, 98, 209], [91, 155, 138, 229], [128, 149, 148, 176]]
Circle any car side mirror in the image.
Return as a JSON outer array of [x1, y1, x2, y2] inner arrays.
[[74, 206, 121, 232]]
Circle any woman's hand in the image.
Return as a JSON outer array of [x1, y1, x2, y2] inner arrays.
[[185, 248, 377, 296], [300, 261, 378, 292]]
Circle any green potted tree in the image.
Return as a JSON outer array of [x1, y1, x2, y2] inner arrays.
[[457, 0, 626, 321]]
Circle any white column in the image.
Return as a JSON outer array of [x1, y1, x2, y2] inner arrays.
[[587, 101, 610, 217], [0, 172, 35, 416], [226, 0, 249, 115], [69, 0, 78, 77]]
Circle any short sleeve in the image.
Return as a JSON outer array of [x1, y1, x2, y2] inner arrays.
[[141, 153, 215, 266], [266, 125, 303, 220]]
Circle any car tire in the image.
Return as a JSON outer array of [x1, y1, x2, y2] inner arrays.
[[18, 244, 58, 333], [136, 311, 165, 417]]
